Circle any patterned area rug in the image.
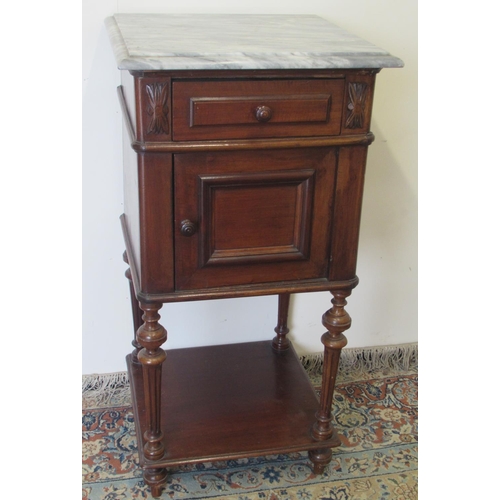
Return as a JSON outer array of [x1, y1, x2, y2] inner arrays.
[[83, 351, 417, 499]]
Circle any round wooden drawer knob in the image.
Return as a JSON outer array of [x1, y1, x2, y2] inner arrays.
[[255, 105, 273, 122], [180, 219, 197, 236]]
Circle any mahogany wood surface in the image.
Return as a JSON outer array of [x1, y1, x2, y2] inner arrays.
[[127, 341, 341, 468], [118, 66, 379, 496], [329, 146, 369, 281], [136, 76, 172, 143], [137, 153, 175, 294], [136, 302, 168, 463], [174, 148, 336, 290], [272, 293, 291, 351], [309, 290, 352, 474], [341, 73, 376, 134], [122, 251, 142, 362], [128, 133, 374, 154], [120, 84, 142, 286], [172, 79, 344, 141]]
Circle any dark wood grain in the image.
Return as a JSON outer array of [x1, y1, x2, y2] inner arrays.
[[123, 251, 142, 362], [329, 146, 368, 281], [127, 341, 340, 468], [131, 132, 375, 153], [341, 73, 375, 134], [135, 301, 168, 496], [138, 153, 175, 294], [136, 302, 167, 461], [189, 94, 330, 126], [119, 83, 142, 287], [174, 148, 336, 290], [272, 293, 291, 351], [136, 76, 172, 142], [133, 275, 359, 304], [118, 66, 380, 496], [198, 169, 314, 264], [172, 79, 344, 140], [309, 289, 352, 474]]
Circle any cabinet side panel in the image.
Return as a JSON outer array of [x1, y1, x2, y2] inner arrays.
[[121, 72, 141, 283], [139, 153, 175, 293], [121, 70, 137, 134], [123, 142, 141, 280], [329, 145, 368, 281]]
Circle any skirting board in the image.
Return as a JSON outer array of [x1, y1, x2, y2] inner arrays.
[[82, 342, 417, 410]]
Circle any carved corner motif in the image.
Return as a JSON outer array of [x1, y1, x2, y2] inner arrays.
[[345, 82, 368, 129], [145, 83, 169, 135]]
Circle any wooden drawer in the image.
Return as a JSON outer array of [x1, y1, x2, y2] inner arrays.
[[172, 79, 344, 141]]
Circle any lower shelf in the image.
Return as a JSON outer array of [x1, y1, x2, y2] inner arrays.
[[127, 340, 340, 469], [127, 341, 340, 468]]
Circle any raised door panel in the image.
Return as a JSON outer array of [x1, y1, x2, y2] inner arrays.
[[199, 169, 314, 266], [174, 148, 337, 290]]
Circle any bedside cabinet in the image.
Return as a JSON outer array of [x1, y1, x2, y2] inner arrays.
[[106, 14, 403, 497]]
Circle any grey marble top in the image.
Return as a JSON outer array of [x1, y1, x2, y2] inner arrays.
[[105, 14, 403, 71]]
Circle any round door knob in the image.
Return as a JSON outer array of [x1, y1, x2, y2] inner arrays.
[[180, 219, 197, 236], [255, 105, 273, 122]]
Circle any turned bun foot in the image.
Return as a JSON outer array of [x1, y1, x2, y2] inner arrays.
[[144, 468, 167, 498], [308, 448, 332, 475]]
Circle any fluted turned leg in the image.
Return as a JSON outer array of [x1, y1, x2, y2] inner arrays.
[[309, 289, 352, 474], [123, 251, 143, 362], [137, 301, 168, 497], [272, 293, 291, 351]]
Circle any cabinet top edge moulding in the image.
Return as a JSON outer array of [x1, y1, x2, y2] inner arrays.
[[104, 14, 404, 71]]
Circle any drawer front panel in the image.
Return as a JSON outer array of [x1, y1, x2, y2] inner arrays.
[[174, 148, 337, 290], [172, 79, 344, 141]]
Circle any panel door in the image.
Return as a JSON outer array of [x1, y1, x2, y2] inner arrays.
[[173, 148, 337, 290]]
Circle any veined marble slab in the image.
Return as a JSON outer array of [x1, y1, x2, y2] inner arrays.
[[105, 14, 403, 71]]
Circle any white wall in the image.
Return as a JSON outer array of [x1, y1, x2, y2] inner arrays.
[[82, 0, 417, 375]]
